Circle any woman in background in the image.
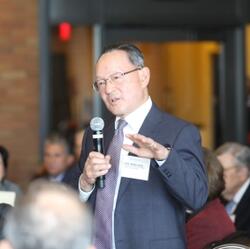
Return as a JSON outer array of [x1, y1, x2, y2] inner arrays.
[[186, 148, 235, 249], [0, 145, 21, 196]]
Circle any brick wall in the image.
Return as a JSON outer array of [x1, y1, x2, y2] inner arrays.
[[0, 0, 39, 189]]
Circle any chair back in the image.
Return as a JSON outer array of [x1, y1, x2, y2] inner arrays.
[[212, 243, 250, 249]]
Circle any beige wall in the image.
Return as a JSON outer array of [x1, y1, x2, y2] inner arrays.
[[137, 42, 220, 149], [66, 27, 93, 125], [52, 26, 93, 126]]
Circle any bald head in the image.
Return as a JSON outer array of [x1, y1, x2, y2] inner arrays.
[[3, 181, 93, 249]]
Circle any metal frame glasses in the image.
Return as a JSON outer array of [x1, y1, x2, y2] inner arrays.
[[93, 67, 142, 91]]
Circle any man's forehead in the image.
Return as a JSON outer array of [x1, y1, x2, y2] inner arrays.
[[97, 50, 130, 67], [45, 143, 65, 149], [218, 153, 236, 167], [36, 191, 82, 216], [44, 143, 67, 154]]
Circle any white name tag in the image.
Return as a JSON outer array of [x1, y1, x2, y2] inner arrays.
[[121, 155, 150, 181], [0, 191, 16, 206]]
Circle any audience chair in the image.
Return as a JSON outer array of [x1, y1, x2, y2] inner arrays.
[[211, 243, 250, 249]]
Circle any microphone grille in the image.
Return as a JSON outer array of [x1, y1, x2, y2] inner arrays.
[[90, 117, 104, 131]]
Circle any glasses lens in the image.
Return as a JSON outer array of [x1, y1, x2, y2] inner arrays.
[[94, 79, 106, 91], [110, 72, 123, 83]]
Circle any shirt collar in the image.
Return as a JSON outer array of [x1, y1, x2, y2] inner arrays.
[[115, 97, 152, 132], [233, 177, 250, 204], [49, 172, 65, 182]]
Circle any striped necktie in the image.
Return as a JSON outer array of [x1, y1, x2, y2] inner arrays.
[[93, 119, 127, 249]]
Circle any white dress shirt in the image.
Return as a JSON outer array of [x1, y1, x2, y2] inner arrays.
[[49, 172, 65, 182], [227, 177, 250, 222]]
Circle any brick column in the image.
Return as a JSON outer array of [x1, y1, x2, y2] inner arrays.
[[0, 0, 39, 188]]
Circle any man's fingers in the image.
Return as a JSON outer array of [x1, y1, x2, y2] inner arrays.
[[88, 151, 106, 159], [126, 134, 157, 150], [84, 152, 111, 181], [122, 144, 140, 155]]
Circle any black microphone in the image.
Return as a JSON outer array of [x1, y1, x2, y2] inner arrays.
[[90, 117, 105, 189]]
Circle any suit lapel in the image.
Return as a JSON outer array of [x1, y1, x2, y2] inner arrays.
[[103, 117, 115, 154], [117, 104, 164, 203], [235, 182, 250, 223]]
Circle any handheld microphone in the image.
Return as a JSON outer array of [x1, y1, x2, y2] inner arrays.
[[90, 117, 105, 189]]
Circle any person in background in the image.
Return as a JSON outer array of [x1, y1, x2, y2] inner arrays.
[[0, 146, 21, 196], [215, 142, 250, 232], [33, 134, 74, 183], [69, 43, 208, 249], [186, 148, 235, 249], [0, 204, 12, 240], [62, 126, 87, 188], [0, 180, 94, 249]]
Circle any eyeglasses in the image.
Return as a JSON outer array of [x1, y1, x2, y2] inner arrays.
[[93, 67, 142, 91]]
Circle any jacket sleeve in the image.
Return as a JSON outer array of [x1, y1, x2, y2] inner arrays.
[[157, 124, 208, 211]]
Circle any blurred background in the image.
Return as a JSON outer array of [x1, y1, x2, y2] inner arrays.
[[1, 0, 250, 188]]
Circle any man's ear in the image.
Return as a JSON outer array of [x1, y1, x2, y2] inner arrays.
[[139, 67, 150, 88], [238, 166, 249, 182]]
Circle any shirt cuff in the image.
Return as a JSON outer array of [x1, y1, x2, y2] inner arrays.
[[78, 176, 95, 202], [155, 159, 166, 167], [155, 145, 172, 167]]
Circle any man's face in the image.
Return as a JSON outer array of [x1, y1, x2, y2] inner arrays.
[[217, 152, 247, 200], [96, 50, 150, 118], [43, 144, 70, 176]]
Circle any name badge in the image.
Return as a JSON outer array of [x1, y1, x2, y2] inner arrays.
[[121, 155, 150, 181]]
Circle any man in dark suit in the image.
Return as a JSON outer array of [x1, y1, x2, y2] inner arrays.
[[216, 142, 250, 232], [69, 43, 208, 249], [33, 134, 74, 183]]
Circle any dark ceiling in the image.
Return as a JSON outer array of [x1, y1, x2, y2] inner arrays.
[[49, 0, 250, 27]]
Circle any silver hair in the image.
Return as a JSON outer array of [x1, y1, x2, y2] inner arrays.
[[4, 180, 92, 249], [99, 43, 145, 68], [215, 142, 250, 171], [45, 133, 71, 155]]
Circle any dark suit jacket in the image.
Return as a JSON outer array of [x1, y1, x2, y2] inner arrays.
[[234, 181, 250, 232], [34, 169, 71, 183], [67, 103, 208, 249]]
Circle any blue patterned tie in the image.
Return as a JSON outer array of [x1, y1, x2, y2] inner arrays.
[[94, 119, 127, 249], [225, 200, 236, 215]]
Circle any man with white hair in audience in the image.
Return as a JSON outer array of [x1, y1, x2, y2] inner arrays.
[[0, 180, 94, 249], [216, 142, 250, 232]]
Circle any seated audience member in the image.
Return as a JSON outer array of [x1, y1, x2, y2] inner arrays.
[[0, 146, 22, 196], [204, 231, 250, 248], [0, 180, 94, 249], [0, 204, 12, 240], [33, 134, 74, 183], [215, 142, 250, 231], [186, 148, 235, 249]]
